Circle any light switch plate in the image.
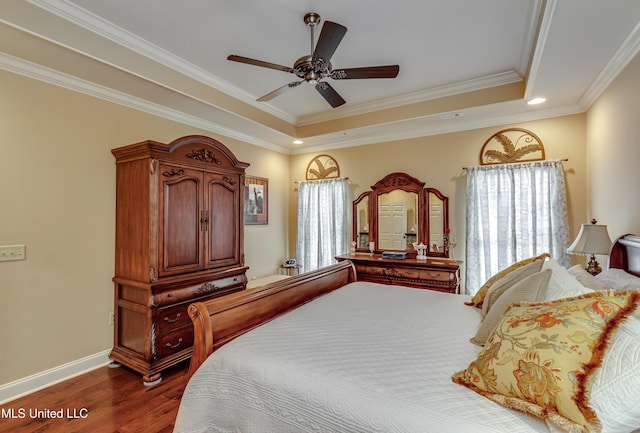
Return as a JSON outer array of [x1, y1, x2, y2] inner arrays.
[[0, 245, 26, 262]]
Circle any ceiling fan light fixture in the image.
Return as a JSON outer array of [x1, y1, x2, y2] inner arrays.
[[306, 71, 321, 84]]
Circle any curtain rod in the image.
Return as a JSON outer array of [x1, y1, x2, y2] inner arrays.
[[462, 158, 568, 170], [295, 177, 350, 183]]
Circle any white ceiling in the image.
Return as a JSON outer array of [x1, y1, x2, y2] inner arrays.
[[2, 0, 640, 153]]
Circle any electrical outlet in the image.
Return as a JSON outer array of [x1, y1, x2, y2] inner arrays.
[[109, 312, 115, 326], [0, 245, 26, 262]]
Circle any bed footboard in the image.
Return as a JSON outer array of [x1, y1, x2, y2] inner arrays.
[[187, 261, 356, 379]]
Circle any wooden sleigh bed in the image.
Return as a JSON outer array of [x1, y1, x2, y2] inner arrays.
[[175, 235, 640, 433], [185, 260, 357, 379]]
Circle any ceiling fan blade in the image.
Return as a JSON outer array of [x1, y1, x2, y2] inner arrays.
[[257, 81, 303, 102], [313, 21, 347, 62], [315, 82, 346, 108], [227, 55, 294, 73], [331, 65, 399, 79]]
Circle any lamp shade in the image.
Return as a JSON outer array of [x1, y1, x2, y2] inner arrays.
[[567, 222, 612, 256]]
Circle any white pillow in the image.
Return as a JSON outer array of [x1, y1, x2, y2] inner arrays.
[[568, 265, 610, 291], [470, 270, 552, 346], [589, 316, 640, 433], [481, 259, 544, 316], [541, 258, 593, 301], [596, 268, 640, 291]]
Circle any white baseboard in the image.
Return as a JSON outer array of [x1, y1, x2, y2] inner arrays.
[[0, 350, 112, 405]]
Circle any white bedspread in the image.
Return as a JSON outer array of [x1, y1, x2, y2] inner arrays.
[[174, 281, 549, 433]]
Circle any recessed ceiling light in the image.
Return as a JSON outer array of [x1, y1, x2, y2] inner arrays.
[[528, 97, 546, 105], [292, 139, 303, 145]]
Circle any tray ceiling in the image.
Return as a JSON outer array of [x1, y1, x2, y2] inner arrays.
[[2, 0, 640, 153]]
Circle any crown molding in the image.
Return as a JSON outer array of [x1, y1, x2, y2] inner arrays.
[[0, 50, 586, 157], [27, 0, 298, 125], [579, 18, 640, 110], [25, 0, 538, 132], [290, 102, 585, 155], [516, 0, 544, 76], [523, 0, 557, 100], [0, 51, 289, 153], [10, 0, 631, 156], [296, 71, 523, 126]]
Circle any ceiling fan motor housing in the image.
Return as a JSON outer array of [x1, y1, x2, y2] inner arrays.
[[294, 55, 331, 84]]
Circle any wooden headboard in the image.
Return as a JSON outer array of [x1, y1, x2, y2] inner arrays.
[[608, 234, 640, 277], [186, 261, 357, 379]]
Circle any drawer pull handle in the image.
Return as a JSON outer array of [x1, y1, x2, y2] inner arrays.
[[165, 338, 183, 349], [163, 313, 181, 323]]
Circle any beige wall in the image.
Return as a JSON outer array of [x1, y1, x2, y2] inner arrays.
[[586, 51, 640, 238], [289, 115, 589, 289], [0, 70, 289, 385]]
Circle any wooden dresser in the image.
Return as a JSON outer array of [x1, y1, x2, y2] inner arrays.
[[335, 254, 461, 294], [110, 135, 249, 384]]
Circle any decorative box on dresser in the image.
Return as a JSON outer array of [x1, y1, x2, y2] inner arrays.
[[335, 254, 461, 294], [110, 135, 249, 384]]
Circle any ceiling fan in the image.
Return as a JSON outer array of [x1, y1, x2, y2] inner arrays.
[[227, 12, 399, 108]]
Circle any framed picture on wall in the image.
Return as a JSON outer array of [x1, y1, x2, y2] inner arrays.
[[244, 176, 268, 225]]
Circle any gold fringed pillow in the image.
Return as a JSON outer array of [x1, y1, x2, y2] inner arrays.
[[453, 290, 640, 433], [465, 253, 550, 308]]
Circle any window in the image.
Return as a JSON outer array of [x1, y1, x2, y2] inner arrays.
[[296, 178, 348, 273], [465, 160, 570, 294]]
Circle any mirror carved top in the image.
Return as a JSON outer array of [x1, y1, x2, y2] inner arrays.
[[372, 172, 425, 194]]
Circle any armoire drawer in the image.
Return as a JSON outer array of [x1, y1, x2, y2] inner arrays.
[[154, 275, 244, 306], [158, 304, 191, 332], [159, 326, 194, 358]]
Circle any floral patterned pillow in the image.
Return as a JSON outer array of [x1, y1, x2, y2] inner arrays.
[[466, 253, 550, 308], [453, 290, 640, 433]]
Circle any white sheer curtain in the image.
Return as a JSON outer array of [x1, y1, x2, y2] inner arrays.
[[465, 159, 570, 295], [296, 178, 348, 273]]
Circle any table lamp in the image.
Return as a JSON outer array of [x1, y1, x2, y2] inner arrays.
[[567, 218, 612, 275]]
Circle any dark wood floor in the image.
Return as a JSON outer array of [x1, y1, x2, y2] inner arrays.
[[0, 363, 189, 433]]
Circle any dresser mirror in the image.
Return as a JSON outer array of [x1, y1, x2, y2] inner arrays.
[[353, 192, 371, 249], [353, 172, 449, 257]]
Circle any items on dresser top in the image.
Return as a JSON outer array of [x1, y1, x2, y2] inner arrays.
[[381, 251, 408, 259]]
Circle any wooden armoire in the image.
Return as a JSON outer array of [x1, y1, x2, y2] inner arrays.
[[110, 135, 249, 384]]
